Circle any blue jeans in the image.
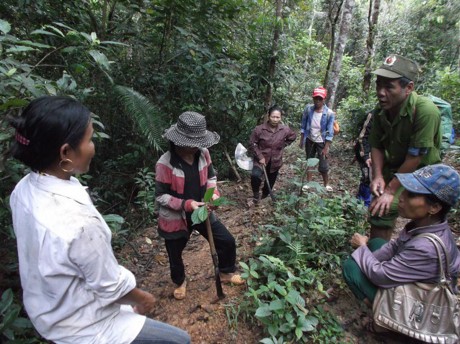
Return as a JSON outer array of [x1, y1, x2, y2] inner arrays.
[[131, 318, 191, 344]]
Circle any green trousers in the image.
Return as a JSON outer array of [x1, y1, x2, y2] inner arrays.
[[342, 238, 387, 302]]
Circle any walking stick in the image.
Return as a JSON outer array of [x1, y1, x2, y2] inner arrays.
[[262, 165, 276, 202], [205, 216, 225, 300]]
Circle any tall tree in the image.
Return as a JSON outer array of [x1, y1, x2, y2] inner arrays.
[[264, 0, 283, 111], [362, 0, 381, 95], [327, 0, 355, 107], [323, 0, 344, 87]]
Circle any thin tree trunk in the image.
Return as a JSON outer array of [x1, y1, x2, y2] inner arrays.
[[264, 0, 283, 112], [224, 148, 241, 182], [323, 0, 344, 87], [327, 0, 355, 108], [362, 0, 381, 95]]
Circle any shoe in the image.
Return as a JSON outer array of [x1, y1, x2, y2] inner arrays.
[[220, 273, 245, 285], [173, 280, 187, 300], [325, 185, 333, 192], [247, 198, 259, 208], [302, 184, 310, 192]]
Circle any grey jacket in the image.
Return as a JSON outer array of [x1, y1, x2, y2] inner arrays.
[[352, 221, 460, 292]]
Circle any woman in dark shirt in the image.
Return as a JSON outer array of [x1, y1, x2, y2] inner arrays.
[[248, 105, 296, 205]]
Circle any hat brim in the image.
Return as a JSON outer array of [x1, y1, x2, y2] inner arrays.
[[372, 68, 403, 79], [163, 125, 220, 148], [395, 173, 432, 195], [312, 93, 325, 99]]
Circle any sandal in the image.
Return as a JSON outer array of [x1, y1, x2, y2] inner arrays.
[[246, 198, 259, 208], [220, 273, 245, 285], [173, 280, 187, 300]]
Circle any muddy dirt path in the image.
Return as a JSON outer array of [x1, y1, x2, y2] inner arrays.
[[119, 142, 460, 344]]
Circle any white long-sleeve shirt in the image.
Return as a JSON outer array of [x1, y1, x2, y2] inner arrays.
[[10, 172, 145, 344]]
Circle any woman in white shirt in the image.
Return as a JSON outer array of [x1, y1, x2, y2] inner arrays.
[[9, 96, 190, 344]]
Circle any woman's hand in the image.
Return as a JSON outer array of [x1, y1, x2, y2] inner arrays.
[[259, 158, 266, 166], [133, 290, 156, 315], [350, 233, 368, 248], [118, 288, 156, 315], [190, 201, 205, 210]]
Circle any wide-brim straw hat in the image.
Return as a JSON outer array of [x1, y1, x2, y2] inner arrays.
[[163, 111, 220, 148]]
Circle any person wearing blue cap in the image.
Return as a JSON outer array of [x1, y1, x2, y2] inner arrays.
[[342, 164, 460, 334]]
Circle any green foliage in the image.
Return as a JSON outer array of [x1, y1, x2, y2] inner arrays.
[[133, 167, 156, 221], [239, 158, 368, 342], [190, 187, 232, 225], [0, 289, 39, 343], [114, 86, 168, 153]]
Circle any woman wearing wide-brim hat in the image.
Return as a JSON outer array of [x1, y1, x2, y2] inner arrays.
[[155, 111, 244, 300]]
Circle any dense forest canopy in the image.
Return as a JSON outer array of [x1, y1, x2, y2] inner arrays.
[[0, 0, 459, 340]]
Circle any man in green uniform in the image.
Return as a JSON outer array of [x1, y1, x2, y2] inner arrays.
[[368, 54, 441, 240]]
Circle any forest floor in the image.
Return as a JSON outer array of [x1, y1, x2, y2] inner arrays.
[[119, 139, 460, 344]]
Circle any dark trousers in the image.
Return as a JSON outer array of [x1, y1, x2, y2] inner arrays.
[[164, 219, 236, 285], [251, 162, 278, 199]]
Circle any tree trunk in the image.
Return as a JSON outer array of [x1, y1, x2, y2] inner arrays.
[[323, 0, 344, 87], [362, 0, 381, 95], [327, 0, 355, 108], [263, 0, 283, 112]]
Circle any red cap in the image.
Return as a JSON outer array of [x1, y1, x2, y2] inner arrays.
[[312, 87, 327, 99]]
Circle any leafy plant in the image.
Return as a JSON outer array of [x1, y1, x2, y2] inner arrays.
[[0, 289, 38, 343], [115, 86, 168, 153], [191, 187, 232, 225], [133, 167, 156, 221], [238, 156, 369, 342]]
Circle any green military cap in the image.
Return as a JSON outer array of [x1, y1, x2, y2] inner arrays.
[[372, 54, 419, 81]]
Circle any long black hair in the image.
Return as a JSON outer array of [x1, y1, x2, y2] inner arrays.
[[9, 96, 91, 171]]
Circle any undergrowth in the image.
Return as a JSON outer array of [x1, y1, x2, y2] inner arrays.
[[238, 161, 368, 343]]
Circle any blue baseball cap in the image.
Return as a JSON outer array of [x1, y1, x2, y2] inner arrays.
[[395, 164, 460, 206]]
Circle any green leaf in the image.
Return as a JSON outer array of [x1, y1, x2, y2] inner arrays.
[[203, 187, 215, 202], [197, 206, 208, 222], [17, 40, 52, 49], [5, 68, 17, 77], [100, 40, 128, 46], [6, 46, 36, 53], [307, 158, 319, 167], [255, 305, 272, 318], [31, 29, 60, 37], [0, 98, 28, 110], [260, 339, 275, 344], [0, 19, 11, 34], [102, 214, 125, 224], [191, 206, 208, 225], [274, 284, 287, 296], [239, 261, 249, 270], [295, 327, 303, 340], [269, 299, 285, 311], [88, 50, 110, 71], [285, 289, 302, 306], [0, 289, 14, 314]]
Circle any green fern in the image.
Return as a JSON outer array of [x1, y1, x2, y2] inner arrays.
[[115, 85, 167, 153]]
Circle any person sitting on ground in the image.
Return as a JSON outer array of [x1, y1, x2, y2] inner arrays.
[[248, 105, 296, 205], [8, 96, 190, 344], [155, 111, 244, 301], [342, 163, 460, 334], [299, 86, 336, 192]]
